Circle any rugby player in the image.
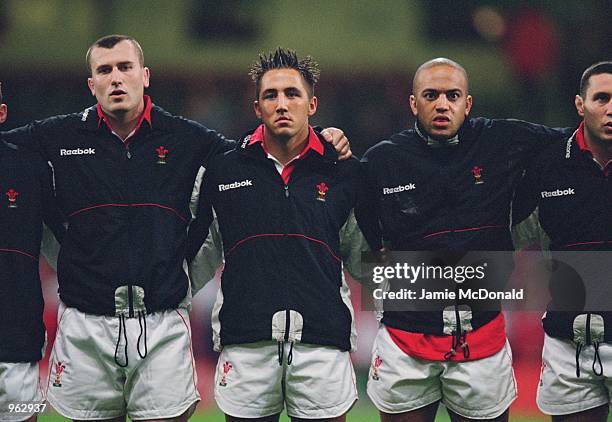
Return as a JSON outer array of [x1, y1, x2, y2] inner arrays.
[[357, 58, 571, 422], [187, 48, 366, 422]]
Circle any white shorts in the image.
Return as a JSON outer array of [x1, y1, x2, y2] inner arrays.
[[46, 303, 200, 420], [367, 325, 517, 419], [0, 361, 43, 422], [537, 333, 611, 415], [214, 341, 358, 419]]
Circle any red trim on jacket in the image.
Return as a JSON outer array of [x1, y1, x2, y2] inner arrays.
[[225, 233, 342, 263], [96, 95, 153, 137], [422, 225, 505, 240], [0, 248, 37, 261], [575, 121, 612, 176], [68, 202, 188, 223], [575, 121, 588, 151], [248, 124, 324, 184], [386, 312, 506, 361]]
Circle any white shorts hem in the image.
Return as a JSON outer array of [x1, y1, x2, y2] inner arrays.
[[444, 391, 516, 420], [215, 393, 284, 419], [47, 392, 125, 420], [366, 386, 441, 414], [537, 396, 609, 416], [130, 396, 200, 420], [0, 412, 38, 422], [287, 396, 358, 419]]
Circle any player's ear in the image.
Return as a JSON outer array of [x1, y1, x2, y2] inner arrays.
[[575, 95, 585, 117], [87, 78, 95, 96], [465, 94, 473, 116], [308, 96, 317, 116], [409, 95, 418, 116], [0, 104, 7, 124], [254, 100, 262, 119]]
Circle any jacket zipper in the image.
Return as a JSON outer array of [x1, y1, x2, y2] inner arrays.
[[586, 313, 592, 345], [125, 141, 134, 316]]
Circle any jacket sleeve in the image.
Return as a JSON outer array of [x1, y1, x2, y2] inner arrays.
[[512, 152, 543, 227], [491, 119, 572, 156], [1, 120, 51, 157], [188, 216, 223, 295], [354, 154, 384, 251], [37, 155, 65, 270], [39, 158, 65, 243], [185, 159, 218, 263], [511, 151, 551, 250], [192, 123, 235, 169], [340, 210, 369, 279]]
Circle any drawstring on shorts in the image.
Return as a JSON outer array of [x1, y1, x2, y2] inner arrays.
[[114, 314, 129, 367], [277, 341, 295, 366], [113, 311, 149, 367]]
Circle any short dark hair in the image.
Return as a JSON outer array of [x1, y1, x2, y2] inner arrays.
[[580, 61, 612, 97], [86, 34, 144, 73], [249, 47, 320, 98]]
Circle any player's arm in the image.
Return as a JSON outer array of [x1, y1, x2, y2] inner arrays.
[[491, 118, 573, 154], [37, 155, 66, 269], [1, 119, 50, 156], [185, 158, 218, 264], [512, 154, 542, 227], [511, 152, 550, 251], [186, 165, 223, 294], [354, 152, 384, 252]]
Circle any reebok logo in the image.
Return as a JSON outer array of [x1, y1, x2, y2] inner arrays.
[[60, 148, 95, 156], [383, 183, 416, 195], [219, 179, 253, 192], [541, 188, 575, 198]]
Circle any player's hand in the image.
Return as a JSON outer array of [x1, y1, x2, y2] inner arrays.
[[321, 127, 352, 160]]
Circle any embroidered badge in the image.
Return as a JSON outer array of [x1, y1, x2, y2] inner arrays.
[[219, 361, 233, 387], [471, 166, 484, 184], [316, 182, 328, 202], [6, 188, 18, 208], [156, 146, 169, 164], [372, 354, 383, 380], [53, 362, 66, 387]]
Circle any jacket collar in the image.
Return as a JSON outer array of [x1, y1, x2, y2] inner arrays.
[[81, 95, 160, 133], [238, 124, 337, 164], [564, 124, 584, 160], [414, 120, 463, 148]]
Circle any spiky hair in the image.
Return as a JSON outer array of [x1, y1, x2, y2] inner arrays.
[[249, 47, 320, 98]]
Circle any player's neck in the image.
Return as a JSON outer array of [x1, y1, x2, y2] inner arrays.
[[584, 127, 612, 167], [104, 102, 144, 141], [264, 126, 309, 165]]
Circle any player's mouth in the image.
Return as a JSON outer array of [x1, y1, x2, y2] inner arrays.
[[432, 116, 450, 128], [110, 89, 127, 98], [275, 116, 291, 124]]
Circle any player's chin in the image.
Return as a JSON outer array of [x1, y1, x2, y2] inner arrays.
[[429, 128, 454, 139]]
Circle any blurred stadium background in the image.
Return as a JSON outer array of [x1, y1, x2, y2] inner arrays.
[[1, 0, 610, 420]]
